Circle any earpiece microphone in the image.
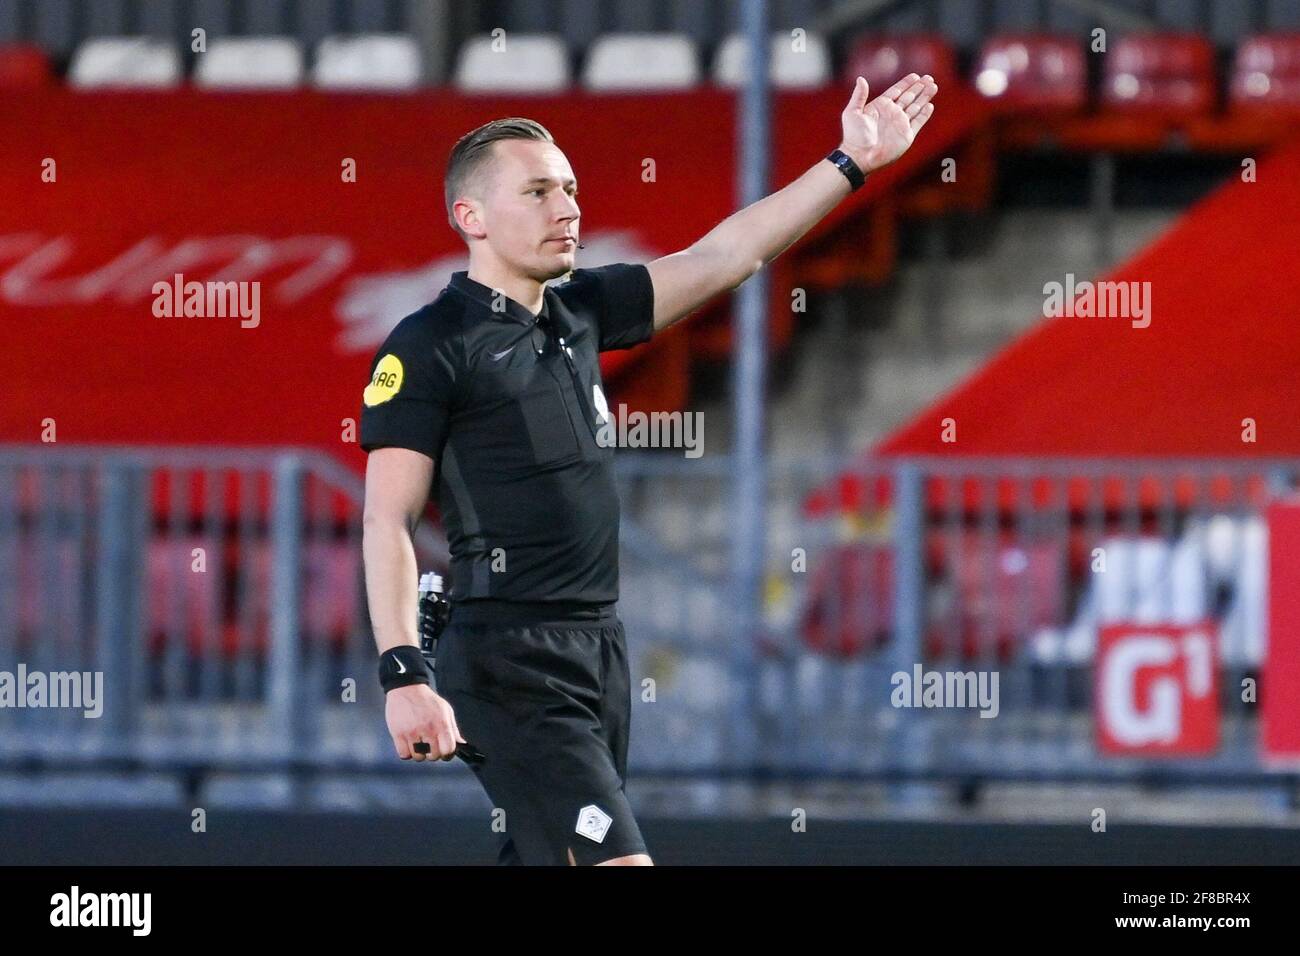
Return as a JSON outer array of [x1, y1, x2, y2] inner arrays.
[[577, 243, 585, 249]]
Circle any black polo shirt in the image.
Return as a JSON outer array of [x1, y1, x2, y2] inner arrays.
[[359, 263, 655, 605]]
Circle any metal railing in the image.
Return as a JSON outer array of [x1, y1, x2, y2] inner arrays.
[[0, 445, 446, 771], [0, 444, 1295, 793], [617, 454, 1293, 787]]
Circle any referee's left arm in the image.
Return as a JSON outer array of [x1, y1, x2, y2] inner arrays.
[[645, 72, 938, 332], [361, 447, 432, 656]]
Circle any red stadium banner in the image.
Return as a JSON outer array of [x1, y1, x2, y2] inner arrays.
[[1095, 622, 1220, 756], [803, 131, 1300, 522], [0, 88, 713, 461], [1264, 500, 1300, 763], [877, 133, 1300, 458], [0, 85, 989, 471]]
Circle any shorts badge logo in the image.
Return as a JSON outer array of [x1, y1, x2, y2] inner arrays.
[[575, 804, 613, 843], [363, 354, 404, 407]]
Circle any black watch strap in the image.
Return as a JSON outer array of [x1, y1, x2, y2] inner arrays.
[[378, 645, 432, 693], [827, 148, 867, 191]]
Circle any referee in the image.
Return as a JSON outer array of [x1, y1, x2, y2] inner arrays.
[[361, 74, 938, 865]]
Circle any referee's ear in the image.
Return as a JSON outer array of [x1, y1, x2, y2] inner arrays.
[[450, 197, 486, 242]]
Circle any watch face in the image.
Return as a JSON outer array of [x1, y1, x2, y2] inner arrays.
[[830, 151, 864, 188]]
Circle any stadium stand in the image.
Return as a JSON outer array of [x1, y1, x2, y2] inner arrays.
[[6, 0, 1300, 818], [194, 36, 304, 89], [712, 31, 832, 88], [1230, 31, 1300, 112], [312, 34, 422, 90], [453, 32, 570, 92], [582, 32, 701, 90], [972, 33, 1086, 110], [0, 42, 49, 87], [843, 32, 959, 90], [67, 36, 181, 87]]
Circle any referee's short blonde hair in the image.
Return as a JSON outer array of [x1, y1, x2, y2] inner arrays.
[[445, 117, 555, 240]]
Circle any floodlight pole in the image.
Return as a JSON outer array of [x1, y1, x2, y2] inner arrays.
[[728, 0, 770, 775]]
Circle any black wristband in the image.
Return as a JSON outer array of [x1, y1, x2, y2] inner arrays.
[[378, 645, 432, 693], [827, 148, 867, 191]]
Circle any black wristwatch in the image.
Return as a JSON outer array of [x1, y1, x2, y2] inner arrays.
[[826, 148, 867, 191]]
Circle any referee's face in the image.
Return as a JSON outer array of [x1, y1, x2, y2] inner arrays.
[[482, 139, 581, 282]]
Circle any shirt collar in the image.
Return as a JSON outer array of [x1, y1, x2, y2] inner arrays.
[[448, 271, 552, 327]]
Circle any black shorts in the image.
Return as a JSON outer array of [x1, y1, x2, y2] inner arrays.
[[433, 601, 647, 865]]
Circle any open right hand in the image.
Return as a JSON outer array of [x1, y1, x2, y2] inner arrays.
[[839, 73, 938, 173]]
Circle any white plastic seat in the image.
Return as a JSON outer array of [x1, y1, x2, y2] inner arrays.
[[454, 33, 569, 92], [313, 34, 421, 90], [195, 37, 304, 89], [713, 32, 831, 89], [583, 33, 699, 91], [69, 37, 181, 88]]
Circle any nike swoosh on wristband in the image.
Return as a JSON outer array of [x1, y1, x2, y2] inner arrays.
[[395, 657, 406, 674]]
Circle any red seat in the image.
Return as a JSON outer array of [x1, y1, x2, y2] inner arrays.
[[1230, 32, 1300, 114], [12, 539, 79, 640], [801, 543, 894, 658], [925, 534, 1065, 662], [301, 540, 360, 641], [146, 537, 222, 655], [842, 33, 957, 93], [1101, 33, 1216, 116], [800, 533, 1064, 661], [973, 33, 1086, 111], [0, 44, 51, 89]]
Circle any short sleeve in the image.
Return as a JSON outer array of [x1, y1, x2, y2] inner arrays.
[[560, 262, 656, 352], [359, 314, 459, 462]]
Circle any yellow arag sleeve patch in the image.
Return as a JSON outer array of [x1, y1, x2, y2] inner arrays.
[[363, 354, 404, 407]]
